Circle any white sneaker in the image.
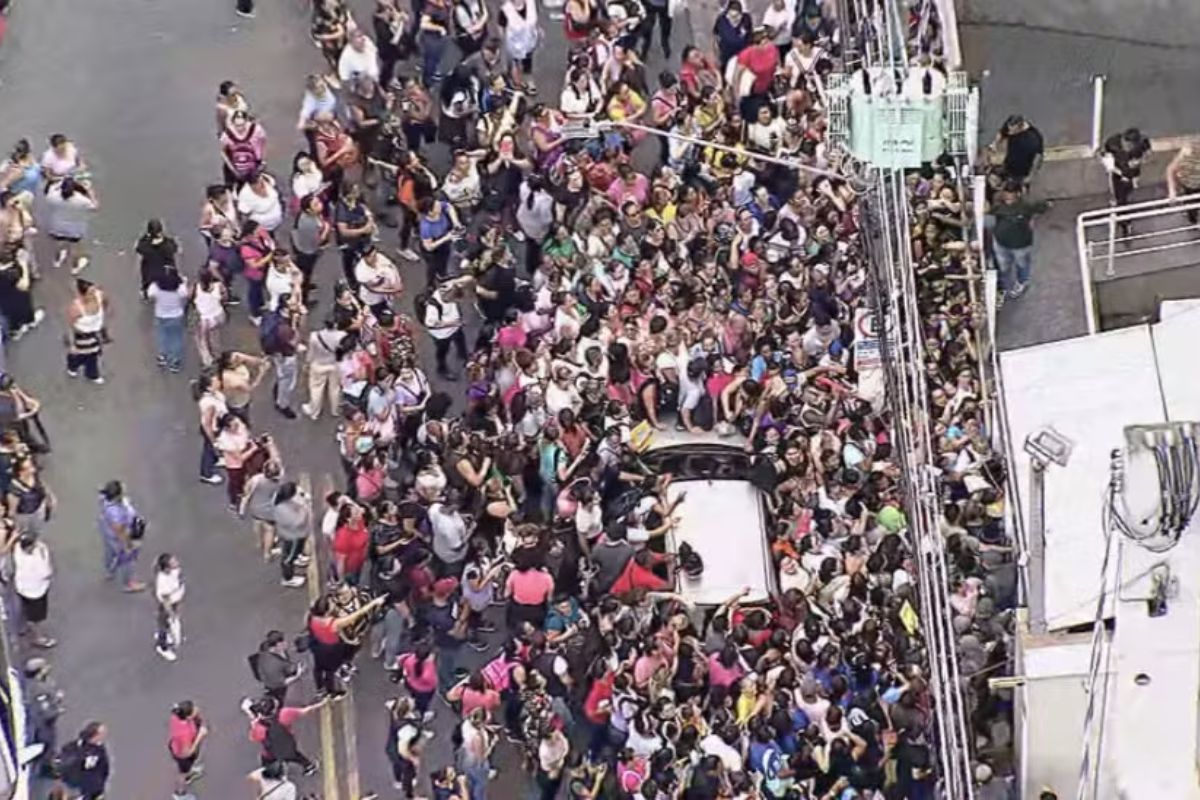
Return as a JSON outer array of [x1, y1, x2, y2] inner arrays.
[[156, 645, 178, 662], [30, 309, 44, 327], [281, 577, 307, 588], [199, 474, 224, 485], [71, 256, 90, 275], [1008, 281, 1029, 298], [300, 404, 317, 419], [294, 555, 311, 566], [53, 249, 67, 269], [399, 248, 419, 261], [90, 376, 105, 385], [423, 710, 435, 723]]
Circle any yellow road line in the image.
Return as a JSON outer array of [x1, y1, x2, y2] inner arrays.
[[302, 472, 340, 800], [324, 471, 362, 800], [342, 679, 360, 800]]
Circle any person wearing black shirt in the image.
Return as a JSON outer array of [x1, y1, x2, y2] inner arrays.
[[475, 250, 517, 323], [136, 218, 179, 298], [334, 183, 376, 287], [1102, 127, 1151, 235], [60, 721, 110, 800], [994, 115, 1044, 185]]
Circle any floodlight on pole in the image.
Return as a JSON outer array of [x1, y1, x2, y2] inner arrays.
[[1023, 426, 1073, 634]]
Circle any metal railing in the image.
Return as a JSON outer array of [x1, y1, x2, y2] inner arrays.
[[1076, 195, 1200, 334], [865, 169, 978, 800]]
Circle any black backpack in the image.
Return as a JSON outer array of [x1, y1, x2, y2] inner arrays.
[[263, 716, 299, 761], [259, 310, 286, 355]]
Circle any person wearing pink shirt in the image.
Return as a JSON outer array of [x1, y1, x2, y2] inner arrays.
[[606, 164, 650, 209], [396, 642, 439, 721]]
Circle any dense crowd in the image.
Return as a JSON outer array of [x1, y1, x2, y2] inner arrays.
[[0, 0, 1025, 798]]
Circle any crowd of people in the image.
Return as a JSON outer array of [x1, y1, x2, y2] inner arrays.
[[0, 0, 1027, 798]]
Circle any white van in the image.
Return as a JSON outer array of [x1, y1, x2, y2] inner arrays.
[[637, 429, 778, 606]]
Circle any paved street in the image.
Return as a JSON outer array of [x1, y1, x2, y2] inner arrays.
[[962, 0, 1200, 146], [0, 1, 689, 798]]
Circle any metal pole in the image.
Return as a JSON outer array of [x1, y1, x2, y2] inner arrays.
[[597, 120, 852, 181], [1027, 461, 1048, 633], [1091, 75, 1106, 153], [1076, 212, 1099, 335]]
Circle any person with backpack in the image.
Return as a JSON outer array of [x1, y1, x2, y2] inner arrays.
[[252, 630, 304, 706], [242, 695, 324, 777], [385, 695, 430, 799], [238, 220, 274, 325], [260, 291, 303, 419], [220, 110, 267, 189], [58, 721, 110, 800], [418, 277, 469, 381]]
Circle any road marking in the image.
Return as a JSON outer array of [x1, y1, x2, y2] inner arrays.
[[342, 678, 361, 800], [302, 472, 340, 800], [324, 471, 362, 800]]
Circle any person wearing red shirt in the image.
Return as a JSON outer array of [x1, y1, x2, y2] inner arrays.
[[609, 549, 673, 597], [167, 700, 207, 794], [679, 46, 721, 102], [733, 30, 781, 118], [332, 503, 370, 585], [307, 592, 387, 697], [243, 695, 326, 775]]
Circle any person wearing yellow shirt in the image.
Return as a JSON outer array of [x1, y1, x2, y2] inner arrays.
[[606, 81, 649, 146]]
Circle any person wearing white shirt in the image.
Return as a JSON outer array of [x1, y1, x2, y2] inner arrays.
[[701, 727, 744, 772], [154, 553, 186, 661], [762, 0, 795, 51], [338, 30, 381, 85], [12, 532, 55, 648], [354, 246, 403, 309], [422, 281, 468, 380], [237, 173, 284, 232]]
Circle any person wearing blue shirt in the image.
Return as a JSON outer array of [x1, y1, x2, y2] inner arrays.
[[748, 723, 791, 800], [712, 2, 752, 69], [418, 196, 461, 285], [749, 337, 777, 382]]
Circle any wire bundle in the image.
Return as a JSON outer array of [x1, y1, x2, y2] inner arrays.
[[1108, 426, 1200, 553]]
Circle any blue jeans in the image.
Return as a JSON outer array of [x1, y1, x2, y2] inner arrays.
[[456, 758, 489, 800], [103, 537, 137, 586], [200, 435, 219, 480], [993, 243, 1033, 291], [155, 315, 185, 369], [436, 642, 461, 694], [246, 277, 265, 318], [420, 32, 447, 85]]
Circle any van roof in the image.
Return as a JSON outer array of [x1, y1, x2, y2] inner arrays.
[[664, 478, 776, 606]]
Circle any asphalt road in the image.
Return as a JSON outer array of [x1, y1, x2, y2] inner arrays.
[[0, 1, 688, 799]]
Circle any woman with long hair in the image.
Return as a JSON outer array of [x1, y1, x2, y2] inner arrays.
[[191, 270, 227, 368], [147, 264, 188, 373], [65, 279, 107, 384], [153, 553, 185, 661], [44, 176, 98, 274]]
